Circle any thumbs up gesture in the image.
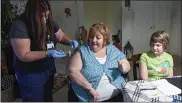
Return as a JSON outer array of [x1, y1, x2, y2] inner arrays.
[[118, 60, 130, 74]]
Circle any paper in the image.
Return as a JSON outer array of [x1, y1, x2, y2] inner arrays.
[[138, 79, 181, 97]]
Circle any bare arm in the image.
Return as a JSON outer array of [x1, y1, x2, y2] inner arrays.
[[11, 38, 46, 62], [168, 68, 173, 77], [55, 28, 72, 45], [168, 56, 174, 77], [118, 58, 131, 74], [139, 63, 148, 80], [66, 52, 92, 90]]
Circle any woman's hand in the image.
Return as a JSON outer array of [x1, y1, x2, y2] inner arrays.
[[47, 50, 66, 58], [89, 88, 99, 102], [118, 59, 131, 74], [69, 40, 79, 49]]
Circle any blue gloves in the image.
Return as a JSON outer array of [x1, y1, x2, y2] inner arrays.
[[69, 40, 79, 49], [47, 50, 66, 58]]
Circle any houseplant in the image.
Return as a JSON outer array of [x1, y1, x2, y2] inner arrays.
[[1, 0, 19, 74], [1, 0, 18, 48]]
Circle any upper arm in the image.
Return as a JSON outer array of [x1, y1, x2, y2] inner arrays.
[[168, 55, 174, 69], [11, 39, 31, 61], [53, 21, 65, 42], [168, 55, 174, 76], [139, 54, 148, 80], [67, 51, 83, 74], [9, 20, 31, 61], [118, 52, 131, 72]]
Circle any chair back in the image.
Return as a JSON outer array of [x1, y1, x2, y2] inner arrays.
[[132, 54, 142, 80]]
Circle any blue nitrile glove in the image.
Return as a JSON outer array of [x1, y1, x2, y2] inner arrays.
[[69, 40, 79, 49], [47, 50, 66, 58]]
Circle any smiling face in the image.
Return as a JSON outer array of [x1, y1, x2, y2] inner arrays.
[[89, 31, 105, 52], [88, 23, 110, 53]]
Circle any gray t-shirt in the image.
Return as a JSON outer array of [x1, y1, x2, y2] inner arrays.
[[9, 16, 60, 73]]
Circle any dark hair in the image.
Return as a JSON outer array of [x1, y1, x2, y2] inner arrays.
[[150, 31, 169, 50], [112, 35, 120, 43], [88, 23, 110, 46], [24, 0, 53, 50]]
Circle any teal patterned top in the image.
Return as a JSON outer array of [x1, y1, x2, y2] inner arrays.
[[71, 43, 127, 101]]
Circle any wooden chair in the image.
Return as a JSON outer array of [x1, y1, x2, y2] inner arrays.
[[132, 54, 142, 80]]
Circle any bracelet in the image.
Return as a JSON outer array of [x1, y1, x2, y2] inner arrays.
[[45, 50, 48, 57]]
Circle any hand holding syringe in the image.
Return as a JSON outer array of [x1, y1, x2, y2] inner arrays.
[[65, 50, 72, 57]]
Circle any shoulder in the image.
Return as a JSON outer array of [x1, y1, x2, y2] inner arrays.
[[107, 44, 125, 59], [9, 19, 29, 38], [108, 43, 119, 51], [109, 44, 123, 53], [52, 20, 60, 32], [140, 51, 153, 59], [11, 19, 27, 29], [163, 52, 172, 57], [79, 44, 90, 53], [163, 52, 173, 60], [52, 20, 59, 28]]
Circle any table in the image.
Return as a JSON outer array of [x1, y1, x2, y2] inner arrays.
[[122, 76, 182, 102]]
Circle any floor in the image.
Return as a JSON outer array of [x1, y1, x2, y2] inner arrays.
[[14, 57, 70, 102], [14, 84, 68, 102]]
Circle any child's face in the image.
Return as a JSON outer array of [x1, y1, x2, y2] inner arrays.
[[151, 42, 164, 55]]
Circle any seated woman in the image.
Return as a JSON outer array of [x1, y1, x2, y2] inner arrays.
[[67, 23, 130, 102], [112, 35, 122, 51], [139, 31, 173, 80]]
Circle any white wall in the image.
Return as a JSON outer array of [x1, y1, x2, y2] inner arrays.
[[50, 1, 83, 52], [122, 1, 181, 55], [83, 1, 122, 44], [83, 1, 108, 30], [169, 1, 181, 56], [105, 1, 122, 43]]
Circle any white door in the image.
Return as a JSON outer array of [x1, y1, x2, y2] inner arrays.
[[50, 1, 80, 74], [50, 1, 79, 52], [122, 1, 172, 54]]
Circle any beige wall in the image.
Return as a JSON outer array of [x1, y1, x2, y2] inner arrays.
[[83, 1, 122, 44]]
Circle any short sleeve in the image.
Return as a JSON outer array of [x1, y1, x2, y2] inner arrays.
[[120, 52, 126, 60], [140, 53, 147, 64], [168, 55, 174, 68], [52, 21, 60, 33], [9, 20, 29, 39]]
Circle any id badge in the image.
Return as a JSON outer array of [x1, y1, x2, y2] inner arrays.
[[46, 41, 55, 50]]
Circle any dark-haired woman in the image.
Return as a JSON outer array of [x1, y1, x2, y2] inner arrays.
[[9, 0, 78, 102]]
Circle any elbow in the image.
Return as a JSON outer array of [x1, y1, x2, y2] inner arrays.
[[140, 75, 148, 80], [142, 77, 148, 80], [17, 56, 27, 62], [66, 69, 74, 80], [18, 57, 29, 62], [17, 52, 30, 62], [66, 70, 71, 77]]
